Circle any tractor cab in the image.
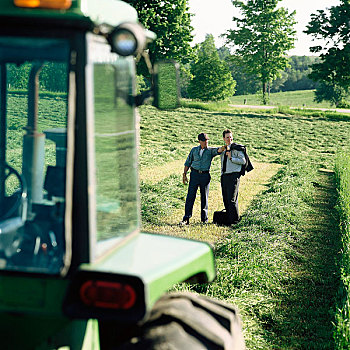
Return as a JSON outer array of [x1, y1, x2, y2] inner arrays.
[[0, 37, 70, 274], [0, 29, 147, 275]]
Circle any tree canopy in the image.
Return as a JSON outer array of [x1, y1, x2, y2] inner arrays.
[[124, 0, 194, 78], [305, 1, 350, 106], [188, 35, 236, 101], [225, 0, 296, 103]]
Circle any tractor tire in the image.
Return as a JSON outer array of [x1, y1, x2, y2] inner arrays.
[[117, 292, 245, 350]]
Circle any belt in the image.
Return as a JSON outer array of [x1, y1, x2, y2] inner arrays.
[[191, 168, 209, 174]]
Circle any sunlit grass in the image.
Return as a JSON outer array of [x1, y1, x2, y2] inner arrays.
[[140, 159, 282, 245]]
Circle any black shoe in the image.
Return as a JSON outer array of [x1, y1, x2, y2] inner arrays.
[[179, 218, 189, 226], [231, 217, 242, 225]]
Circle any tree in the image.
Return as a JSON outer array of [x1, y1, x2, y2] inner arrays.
[[225, 0, 296, 104], [218, 47, 260, 95], [188, 35, 236, 101], [305, 1, 350, 107], [123, 0, 194, 79]]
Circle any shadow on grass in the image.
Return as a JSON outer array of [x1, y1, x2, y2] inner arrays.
[[266, 170, 341, 349]]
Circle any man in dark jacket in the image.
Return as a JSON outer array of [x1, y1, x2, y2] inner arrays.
[[220, 129, 253, 225]]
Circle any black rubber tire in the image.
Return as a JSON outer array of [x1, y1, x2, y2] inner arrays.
[[117, 292, 245, 350]]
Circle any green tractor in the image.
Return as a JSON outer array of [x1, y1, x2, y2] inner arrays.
[[0, 0, 244, 348]]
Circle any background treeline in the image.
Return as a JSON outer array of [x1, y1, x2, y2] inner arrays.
[[272, 55, 319, 93], [7, 62, 67, 92], [187, 45, 318, 97], [178, 35, 319, 100], [222, 49, 319, 96]]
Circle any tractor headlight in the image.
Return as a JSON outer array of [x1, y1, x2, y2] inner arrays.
[[108, 22, 147, 56]]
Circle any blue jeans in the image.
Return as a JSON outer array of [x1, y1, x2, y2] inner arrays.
[[183, 171, 210, 222]]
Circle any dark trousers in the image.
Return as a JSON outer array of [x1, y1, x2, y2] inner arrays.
[[221, 172, 240, 224], [183, 171, 210, 222]]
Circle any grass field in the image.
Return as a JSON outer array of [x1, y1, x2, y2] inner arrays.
[[228, 89, 334, 108], [138, 103, 350, 349]]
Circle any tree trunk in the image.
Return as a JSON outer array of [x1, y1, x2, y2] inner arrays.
[[262, 81, 267, 105]]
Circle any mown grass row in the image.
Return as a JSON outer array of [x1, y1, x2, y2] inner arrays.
[[334, 150, 350, 349], [172, 157, 340, 349]]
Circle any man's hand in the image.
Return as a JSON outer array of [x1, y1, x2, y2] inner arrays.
[[219, 146, 226, 153], [183, 173, 188, 185]]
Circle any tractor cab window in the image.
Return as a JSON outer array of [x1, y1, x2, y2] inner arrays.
[[90, 37, 140, 258], [0, 37, 70, 274]]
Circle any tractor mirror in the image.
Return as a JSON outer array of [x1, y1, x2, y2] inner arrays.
[[153, 60, 180, 110]]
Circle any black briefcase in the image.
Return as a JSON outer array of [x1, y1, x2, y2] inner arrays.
[[213, 209, 228, 226]]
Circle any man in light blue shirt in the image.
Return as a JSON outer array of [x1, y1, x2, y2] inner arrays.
[[180, 133, 224, 225]]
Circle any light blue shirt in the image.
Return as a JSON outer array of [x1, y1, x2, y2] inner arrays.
[[221, 149, 246, 174]]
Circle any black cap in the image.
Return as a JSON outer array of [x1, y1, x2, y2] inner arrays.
[[198, 133, 209, 141]]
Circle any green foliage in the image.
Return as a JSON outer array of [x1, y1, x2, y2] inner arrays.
[[305, 1, 350, 106], [136, 75, 148, 94], [7, 63, 31, 90], [218, 47, 260, 96], [314, 81, 350, 107], [8, 62, 67, 92], [178, 63, 192, 98], [123, 0, 194, 79], [225, 0, 296, 103], [334, 150, 350, 349], [271, 56, 318, 92], [154, 61, 179, 109], [39, 62, 68, 92], [188, 35, 236, 101]]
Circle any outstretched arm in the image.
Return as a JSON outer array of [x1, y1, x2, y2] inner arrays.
[[183, 166, 189, 184]]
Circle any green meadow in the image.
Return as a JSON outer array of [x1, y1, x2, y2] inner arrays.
[[138, 97, 350, 349], [228, 89, 335, 108]]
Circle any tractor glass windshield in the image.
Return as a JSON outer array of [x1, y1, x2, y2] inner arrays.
[[0, 36, 70, 274], [93, 50, 139, 256]]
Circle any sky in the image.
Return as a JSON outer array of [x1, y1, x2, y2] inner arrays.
[[188, 0, 340, 56]]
